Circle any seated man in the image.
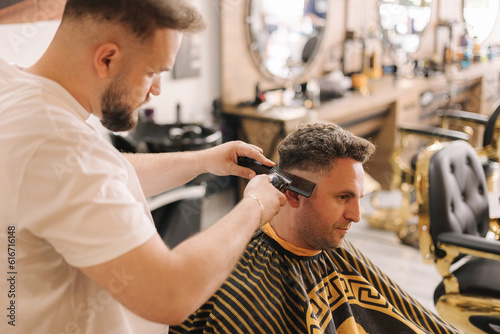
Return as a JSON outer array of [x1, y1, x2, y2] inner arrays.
[[170, 123, 460, 334]]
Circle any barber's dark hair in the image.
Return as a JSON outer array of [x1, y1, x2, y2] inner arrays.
[[278, 122, 376, 174], [62, 0, 206, 39]]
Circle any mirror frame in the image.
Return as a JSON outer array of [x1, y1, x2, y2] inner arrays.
[[378, 0, 433, 55], [243, 0, 325, 85]]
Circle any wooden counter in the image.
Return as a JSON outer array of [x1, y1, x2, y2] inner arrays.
[[223, 61, 500, 189]]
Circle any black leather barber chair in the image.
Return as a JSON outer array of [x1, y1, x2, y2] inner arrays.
[[415, 140, 500, 334], [364, 124, 469, 246], [439, 102, 500, 192]]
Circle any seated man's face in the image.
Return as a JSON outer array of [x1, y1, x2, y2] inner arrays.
[[292, 157, 365, 250]]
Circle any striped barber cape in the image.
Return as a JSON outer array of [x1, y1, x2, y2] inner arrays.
[[169, 223, 461, 334]]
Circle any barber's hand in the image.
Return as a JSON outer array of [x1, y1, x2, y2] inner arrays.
[[243, 174, 287, 226], [203, 141, 275, 179]]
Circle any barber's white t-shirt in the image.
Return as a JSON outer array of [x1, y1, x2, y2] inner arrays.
[[0, 59, 168, 333]]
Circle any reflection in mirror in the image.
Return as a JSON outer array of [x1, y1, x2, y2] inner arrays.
[[379, 0, 432, 54], [463, 0, 499, 42], [244, 0, 327, 83]]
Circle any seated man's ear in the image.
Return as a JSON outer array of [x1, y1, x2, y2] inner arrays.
[[285, 190, 301, 208]]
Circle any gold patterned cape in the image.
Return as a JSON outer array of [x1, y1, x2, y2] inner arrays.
[[170, 224, 460, 334]]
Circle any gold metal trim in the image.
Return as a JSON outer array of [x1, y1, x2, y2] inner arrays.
[[415, 142, 444, 263], [436, 294, 500, 334], [490, 218, 500, 241], [439, 243, 500, 263]]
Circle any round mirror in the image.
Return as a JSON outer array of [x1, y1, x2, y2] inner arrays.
[[244, 0, 327, 83], [463, 0, 499, 42], [379, 0, 432, 54]]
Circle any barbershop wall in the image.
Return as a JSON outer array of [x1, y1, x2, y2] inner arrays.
[[0, 0, 221, 126], [221, 0, 500, 106], [2, 0, 500, 124], [145, 0, 222, 125]]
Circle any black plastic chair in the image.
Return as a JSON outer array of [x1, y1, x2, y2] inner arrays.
[[415, 140, 500, 334]]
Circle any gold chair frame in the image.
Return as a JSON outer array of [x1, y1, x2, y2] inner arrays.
[[415, 141, 500, 334]]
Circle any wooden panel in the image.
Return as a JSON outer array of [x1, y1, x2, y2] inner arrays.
[[396, 93, 421, 125], [335, 103, 396, 189], [0, 0, 64, 24], [240, 119, 283, 160], [365, 104, 397, 190]]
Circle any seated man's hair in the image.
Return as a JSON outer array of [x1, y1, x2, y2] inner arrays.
[[278, 122, 376, 174], [62, 0, 206, 40]]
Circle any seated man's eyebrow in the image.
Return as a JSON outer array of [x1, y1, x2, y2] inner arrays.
[[337, 190, 357, 198]]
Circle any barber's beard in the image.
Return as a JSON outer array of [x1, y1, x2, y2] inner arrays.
[[100, 80, 149, 132]]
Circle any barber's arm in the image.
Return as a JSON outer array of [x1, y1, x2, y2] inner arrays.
[[123, 141, 275, 197], [78, 174, 285, 325]]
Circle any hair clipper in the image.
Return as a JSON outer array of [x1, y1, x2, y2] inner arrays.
[[268, 173, 291, 193]]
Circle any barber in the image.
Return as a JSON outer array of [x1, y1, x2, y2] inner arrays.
[[0, 0, 285, 333]]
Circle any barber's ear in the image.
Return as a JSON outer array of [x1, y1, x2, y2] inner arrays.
[[285, 190, 301, 208], [94, 43, 122, 78]]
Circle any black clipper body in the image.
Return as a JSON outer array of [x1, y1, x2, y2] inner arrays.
[[268, 173, 291, 193]]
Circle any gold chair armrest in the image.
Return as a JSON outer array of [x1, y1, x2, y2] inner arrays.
[[439, 243, 500, 263], [436, 242, 500, 295]]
